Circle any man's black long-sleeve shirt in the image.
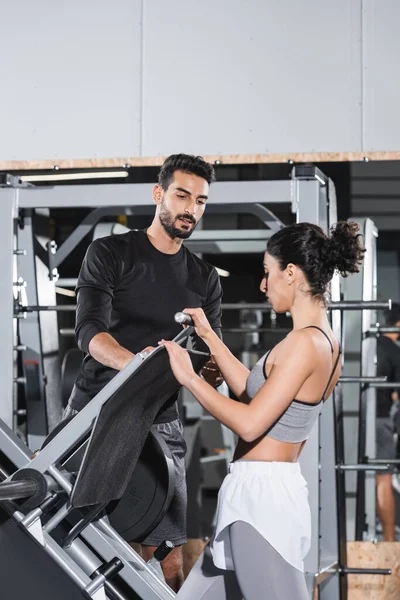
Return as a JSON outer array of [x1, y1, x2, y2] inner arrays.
[[376, 335, 400, 418], [69, 230, 222, 422]]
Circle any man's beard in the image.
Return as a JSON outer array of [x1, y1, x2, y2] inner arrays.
[[159, 199, 197, 240]]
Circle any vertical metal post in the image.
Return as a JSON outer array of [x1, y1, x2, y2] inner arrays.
[[0, 187, 18, 429], [35, 223, 63, 434], [341, 263, 363, 540], [319, 180, 342, 600], [293, 166, 340, 600], [341, 217, 378, 543], [327, 179, 347, 600], [17, 210, 50, 449], [294, 172, 323, 593], [359, 218, 378, 540]]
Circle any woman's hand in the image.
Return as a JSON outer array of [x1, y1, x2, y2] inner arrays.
[[181, 307, 213, 340], [160, 340, 198, 387]]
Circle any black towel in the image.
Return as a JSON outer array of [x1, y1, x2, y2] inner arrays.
[[71, 348, 208, 508]]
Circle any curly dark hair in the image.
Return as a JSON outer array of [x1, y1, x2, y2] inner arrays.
[[158, 153, 216, 191], [267, 221, 366, 300]]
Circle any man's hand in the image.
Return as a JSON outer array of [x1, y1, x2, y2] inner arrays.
[[138, 346, 155, 359], [201, 359, 224, 388]]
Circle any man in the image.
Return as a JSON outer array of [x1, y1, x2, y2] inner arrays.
[[64, 154, 223, 590], [376, 303, 400, 541]]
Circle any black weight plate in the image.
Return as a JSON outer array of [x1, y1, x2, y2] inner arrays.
[[11, 468, 48, 511], [61, 349, 83, 408], [107, 430, 175, 543]]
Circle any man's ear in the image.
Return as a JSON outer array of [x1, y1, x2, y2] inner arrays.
[[153, 184, 163, 206]]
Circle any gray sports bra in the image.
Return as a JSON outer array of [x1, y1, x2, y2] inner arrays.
[[245, 326, 341, 443]]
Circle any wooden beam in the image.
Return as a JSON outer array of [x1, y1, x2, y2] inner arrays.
[[347, 541, 400, 600], [2, 151, 400, 171]]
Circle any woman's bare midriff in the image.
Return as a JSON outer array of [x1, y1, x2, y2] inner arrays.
[[233, 435, 306, 463]]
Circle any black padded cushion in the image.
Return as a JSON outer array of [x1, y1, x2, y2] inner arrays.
[[71, 348, 207, 508]]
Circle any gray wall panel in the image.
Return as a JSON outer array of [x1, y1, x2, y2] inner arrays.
[[377, 251, 400, 304], [4, 1, 400, 160], [363, 0, 400, 151], [0, 0, 142, 161], [142, 0, 362, 156]]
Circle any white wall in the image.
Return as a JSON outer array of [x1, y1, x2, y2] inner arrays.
[[0, 0, 142, 160], [1, 0, 399, 162], [362, 0, 400, 151]]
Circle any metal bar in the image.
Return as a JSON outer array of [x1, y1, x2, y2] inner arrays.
[[48, 465, 74, 493], [369, 326, 400, 334], [63, 503, 107, 549], [0, 479, 37, 500], [366, 458, 400, 464], [341, 567, 391, 575], [53, 207, 133, 269], [36, 300, 391, 312], [190, 229, 275, 240], [59, 328, 75, 336], [313, 561, 340, 585], [57, 278, 78, 288], [334, 300, 390, 310], [369, 382, 400, 388], [11, 509, 91, 590], [66, 538, 130, 600], [222, 327, 290, 334], [338, 376, 387, 383], [337, 464, 390, 471], [220, 301, 391, 311], [0, 465, 9, 481], [200, 455, 227, 464], [19, 180, 292, 209], [206, 203, 288, 229], [0, 189, 17, 428], [17, 305, 76, 312], [293, 164, 329, 185], [43, 502, 72, 533], [0, 418, 35, 466], [185, 240, 269, 254]]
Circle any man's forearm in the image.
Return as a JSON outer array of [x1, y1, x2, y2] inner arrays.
[[88, 332, 134, 371]]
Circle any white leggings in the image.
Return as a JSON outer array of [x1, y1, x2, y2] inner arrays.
[[177, 521, 309, 600]]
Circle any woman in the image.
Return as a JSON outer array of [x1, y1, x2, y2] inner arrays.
[[161, 221, 365, 600]]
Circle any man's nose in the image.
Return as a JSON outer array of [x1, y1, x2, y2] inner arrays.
[[184, 200, 196, 215]]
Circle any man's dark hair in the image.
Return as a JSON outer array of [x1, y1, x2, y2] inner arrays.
[[384, 302, 400, 326], [158, 154, 216, 191]]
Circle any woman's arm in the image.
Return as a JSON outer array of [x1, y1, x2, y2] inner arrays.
[[162, 331, 315, 441], [202, 330, 250, 399], [178, 307, 250, 399]]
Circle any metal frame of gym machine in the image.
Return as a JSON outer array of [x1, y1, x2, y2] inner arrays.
[[341, 217, 400, 546], [0, 167, 390, 599]]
